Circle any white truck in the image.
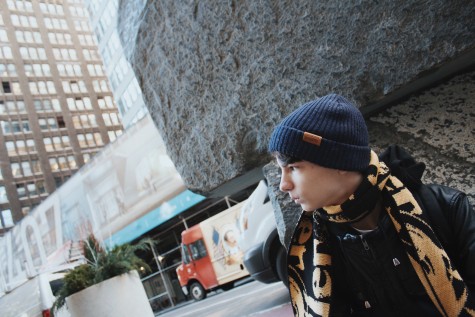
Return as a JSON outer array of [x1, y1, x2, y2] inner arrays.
[[239, 180, 287, 286]]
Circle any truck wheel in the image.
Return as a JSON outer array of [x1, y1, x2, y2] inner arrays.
[[190, 282, 206, 301], [275, 245, 288, 288]]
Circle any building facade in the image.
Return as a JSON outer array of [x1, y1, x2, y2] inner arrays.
[[83, 0, 148, 128], [0, 0, 123, 232]]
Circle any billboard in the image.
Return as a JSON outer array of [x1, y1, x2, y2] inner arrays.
[[0, 115, 204, 294]]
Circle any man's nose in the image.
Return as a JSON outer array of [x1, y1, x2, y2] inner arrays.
[[279, 172, 293, 192]]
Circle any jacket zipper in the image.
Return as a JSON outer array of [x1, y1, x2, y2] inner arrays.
[[360, 235, 370, 252]]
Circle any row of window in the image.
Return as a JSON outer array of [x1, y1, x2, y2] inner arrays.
[[87, 64, 104, 77], [1, 119, 30, 134], [108, 56, 129, 90], [50, 155, 77, 171], [6, 1, 34, 13], [44, 18, 68, 30], [0, 100, 26, 114], [17, 181, 46, 199], [69, 5, 87, 17], [1, 81, 22, 94], [77, 132, 103, 148], [34, 99, 62, 112], [44, 136, 71, 152], [0, 97, 112, 115], [5, 139, 36, 155], [72, 114, 98, 128], [93, 0, 118, 43], [98, 96, 115, 109], [67, 97, 92, 111], [1, 117, 65, 134], [40, 3, 65, 16], [83, 49, 101, 61], [102, 112, 121, 126], [63, 80, 87, 93], [11, 160, 42, 178], [73, 20, 91, 32], [108, 129, 122, 142], [53, 48, 77, 61], [0, 63, 16, 76], [25, 63, 51, 77], [29, 80, 56, 95], [100, 31, 121, 66], [10, 14, 38, 28], [19, 46, 47, 60], [58, 63, 82, 77], [78, 34, 96, 46], [39, 116, 65, 130], [48, 32, 73, 45], [92, 80, 110, 93], [15, 30, 42, 44]]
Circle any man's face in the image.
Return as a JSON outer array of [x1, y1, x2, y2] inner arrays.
[[277, 158, 352, 212]]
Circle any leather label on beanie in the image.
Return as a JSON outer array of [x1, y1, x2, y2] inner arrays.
[[303, 132, 322, 146]]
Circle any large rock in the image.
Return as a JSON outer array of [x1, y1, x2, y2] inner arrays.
[[117, 0, 475, 194]]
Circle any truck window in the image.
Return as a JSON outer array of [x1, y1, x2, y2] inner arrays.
[[181, 244, 191, 264], [189, 239, 207, 260]]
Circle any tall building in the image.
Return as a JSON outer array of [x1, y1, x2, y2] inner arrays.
[[83, 0, 148, 128], [0, 0, 123, 232]]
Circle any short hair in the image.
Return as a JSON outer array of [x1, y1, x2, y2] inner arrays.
[[272, 152, 302, 167]]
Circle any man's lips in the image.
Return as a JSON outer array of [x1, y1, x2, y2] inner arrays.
[[291, 196, 301, 204]]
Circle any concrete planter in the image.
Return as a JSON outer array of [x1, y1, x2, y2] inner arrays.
[[65, 270, 153, 317]]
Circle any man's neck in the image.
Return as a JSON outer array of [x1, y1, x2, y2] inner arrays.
[[352, 200, 382, 231]]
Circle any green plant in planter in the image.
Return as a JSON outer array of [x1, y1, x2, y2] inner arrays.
[[51, 235, 153, 315]]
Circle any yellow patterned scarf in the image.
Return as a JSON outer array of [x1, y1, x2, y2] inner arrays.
[[288, 151, 475, 316]]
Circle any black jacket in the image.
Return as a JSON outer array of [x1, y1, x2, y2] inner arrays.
[[327, 184, 475, 316]]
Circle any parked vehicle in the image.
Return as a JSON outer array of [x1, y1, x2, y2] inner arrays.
[[0, 269, 72, 317], [239, 180, 288, 286], [176, 201, 249, 300]]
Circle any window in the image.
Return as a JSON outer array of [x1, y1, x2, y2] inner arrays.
[[44, 137, 54, 152], [2, 81, 11, 93], [36, 180, 46, 194], [1, 209, 14, 228], [17, 183, 26, 198], [0, 186, 7, 203], [11, 162, 21, 177], [189, 239, 207, 260], [31, 160, 41, 174], [6, 141, 16, 155], [49, 157, 59, 171], [26, 182, 37, 196], [22, 161, 32, 176], [58, 156, 68, 170], [68, 155, 76, 169], [77, 134, 87, 147]]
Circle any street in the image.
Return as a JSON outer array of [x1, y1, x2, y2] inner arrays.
[[156, 280, 292, 317]]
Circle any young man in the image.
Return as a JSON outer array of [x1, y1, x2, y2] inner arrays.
[[268, 93, 475, 316]]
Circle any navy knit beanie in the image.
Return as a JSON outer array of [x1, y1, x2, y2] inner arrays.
[[268, 94, 370, 171]]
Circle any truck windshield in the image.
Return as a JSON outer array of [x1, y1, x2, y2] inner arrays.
[[189, 239, 207, 260]]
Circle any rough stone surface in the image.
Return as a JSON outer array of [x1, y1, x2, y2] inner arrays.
[[264, 71, 475, 249], [117, 0, 475, 193]]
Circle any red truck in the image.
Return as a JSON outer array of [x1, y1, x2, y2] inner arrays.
[[176, 201, 249, 300]]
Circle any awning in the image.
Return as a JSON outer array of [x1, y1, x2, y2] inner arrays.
[[105, 189, 205, 247]]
